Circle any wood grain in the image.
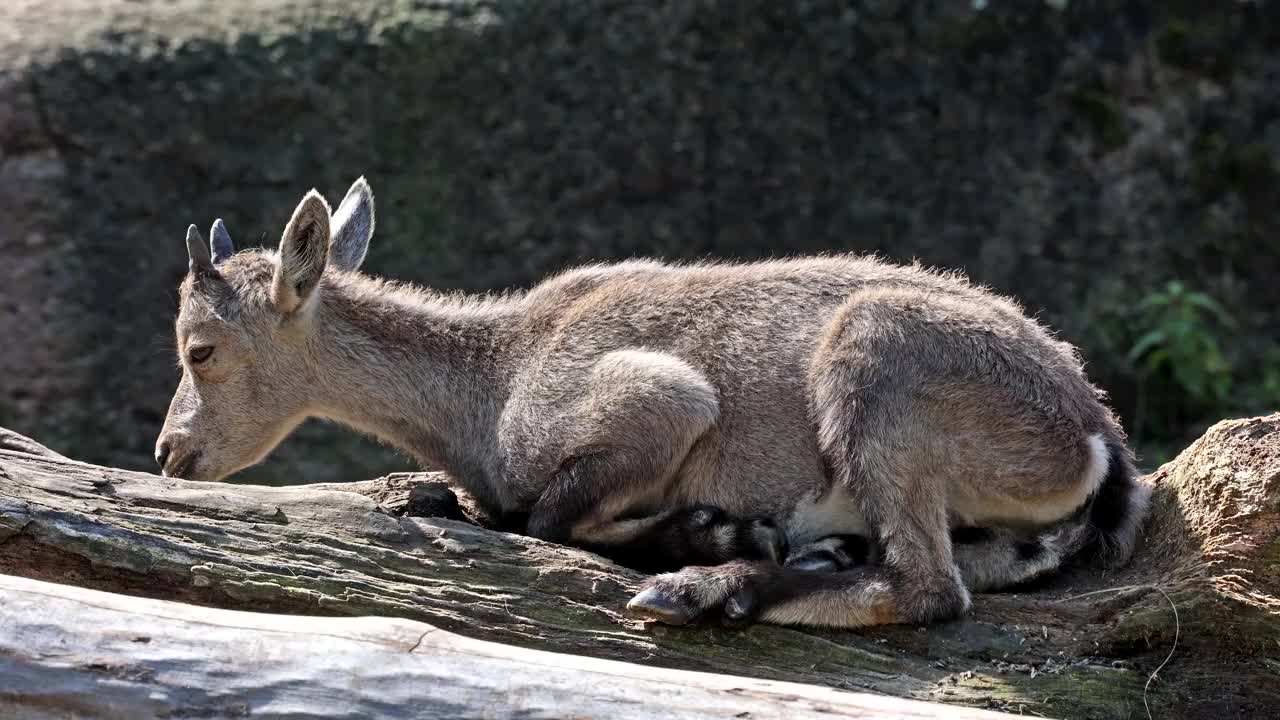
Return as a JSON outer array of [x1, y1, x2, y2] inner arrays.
[[2, 415, 1279, 718]]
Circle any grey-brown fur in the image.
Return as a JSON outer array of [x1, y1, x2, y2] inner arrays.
[[157, 178, 1150, 629]]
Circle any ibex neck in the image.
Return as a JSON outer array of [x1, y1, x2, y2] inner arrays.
[[308, 274, 518, 500]]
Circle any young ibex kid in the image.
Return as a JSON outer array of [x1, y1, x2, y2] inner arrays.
[[157, 178, 1149, 629]]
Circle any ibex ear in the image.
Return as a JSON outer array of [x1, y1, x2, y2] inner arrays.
[[186, 224, 217, 277], [210, 218, 235, 265], [329, 176, 375, 272], [273, 189, 331, 314]]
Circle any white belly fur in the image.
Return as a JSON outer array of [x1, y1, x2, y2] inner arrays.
[[785, 488, 869, 546]]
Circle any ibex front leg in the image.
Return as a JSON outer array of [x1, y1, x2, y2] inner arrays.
[[523, 350, 785, 573]]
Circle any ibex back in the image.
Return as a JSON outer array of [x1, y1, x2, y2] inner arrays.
[[158, 178, 1150, 629]]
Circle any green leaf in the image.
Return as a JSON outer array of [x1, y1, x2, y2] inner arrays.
[[1199, 337, 1228, 367], [1186, 292, 1236, 327], [1138, 292, 1172, 311], [1165, 317, 1197, 342], [1142, 348, 1171, 374], [1127, 329, 1167, 362]]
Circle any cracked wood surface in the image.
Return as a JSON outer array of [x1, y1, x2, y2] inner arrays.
[[0, 573, 1018, 720], [2, 416, 1279, 719]]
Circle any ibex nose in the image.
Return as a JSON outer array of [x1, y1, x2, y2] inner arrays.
[[155, 440, 172, 470]]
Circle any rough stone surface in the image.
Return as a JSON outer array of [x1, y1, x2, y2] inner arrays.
[[2, 0, 1279, 482]]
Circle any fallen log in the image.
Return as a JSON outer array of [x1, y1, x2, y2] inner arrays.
[[0, 572, 1017, 720], [1, 416, 1278, 719]]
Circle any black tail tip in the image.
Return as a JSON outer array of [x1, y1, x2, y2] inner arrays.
[[1089, 440, 1136, 535], [1084, 439, 1149, 567]]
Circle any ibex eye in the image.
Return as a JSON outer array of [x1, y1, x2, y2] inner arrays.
[[189, 345, 214, 364]]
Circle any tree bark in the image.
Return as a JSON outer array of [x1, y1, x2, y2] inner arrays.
[[1, 415, 1278, 720], [0, 572, 1018, 720]]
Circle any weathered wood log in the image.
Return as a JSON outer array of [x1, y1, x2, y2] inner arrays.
[[1, 415, 1278, 719], [0, 573, 1019, 720], [0, 427, 67, 461]]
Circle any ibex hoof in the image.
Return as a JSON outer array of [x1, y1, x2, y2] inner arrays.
[[625, 586, 696, 626], [626, 560, 773, 629]]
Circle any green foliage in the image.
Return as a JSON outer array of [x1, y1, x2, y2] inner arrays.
[[1127, 281, 1235, 405], [1259, 346, 1280, 410], [1111, 280, 1275, 466]]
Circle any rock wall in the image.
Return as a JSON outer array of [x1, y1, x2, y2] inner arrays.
[[2, 0, 1277, 483]]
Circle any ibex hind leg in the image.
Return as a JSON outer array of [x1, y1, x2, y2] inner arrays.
[[628, 435, 973, 628], [950, 435, 1150, 592], [632, 431, 1151, 619], [785, 525, 1084, 593], [628, 287, 1117, 628], [630, 297, 975, 628], [949, 526, 1083, 592], [783, 455, 1144, 596], [627, 461, 1080, 627]]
